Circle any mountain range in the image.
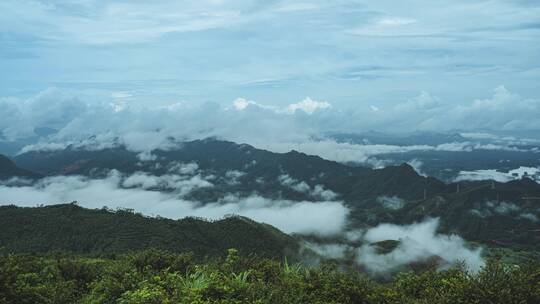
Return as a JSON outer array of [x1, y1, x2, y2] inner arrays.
[[1, 138, 539, 252]]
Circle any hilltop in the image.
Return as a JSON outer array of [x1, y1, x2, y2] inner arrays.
[[0, 203, 298, 258]]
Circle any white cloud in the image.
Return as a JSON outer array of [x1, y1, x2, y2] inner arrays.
[[168, 162, 199, 175], [395, 91, 440, 112], [455, 170, 511, 183], [488, 201, 520, 215], [303, 218, 485, 274], [470, 200, 539, 223], [224, 170, 245, 185], [253, 139, 527, 165], [0, 88, 88, 140], [376, 17, 418, 27], [278, 174, 338, 200], [357, 218, 484, 273], [455, 166, 540, 183], [407, 159, 427, 177], [285, 97, 331, 115], [233, 98, 256, 110], [121, 171, 213, 196], [2, 87, 539, 161], [137, 151, 157, 161], [450, 86, 540, 130], [376, 195, 405, 210], [278, 174, 310, 193], [232, 97, 331, 115], [0, 172, 350, 236], [312, 184, 338, 201]]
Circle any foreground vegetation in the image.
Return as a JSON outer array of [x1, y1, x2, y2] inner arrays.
[[1, 249, 539, 304]]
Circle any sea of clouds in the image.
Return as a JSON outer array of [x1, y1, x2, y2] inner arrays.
[[0, 166, 486, 273], [0, 170, 349, 237]]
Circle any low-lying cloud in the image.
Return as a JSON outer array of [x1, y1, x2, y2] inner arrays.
[[470, 200, 539, 222], [0, 171, 349, 237], [121, 171, 213, 196], [455, 166, 540, 183], [278, 174, 338, 200], [302, 218, 485, 274], [376, 195, 406, 210], [250, 139, 531, 165], [356, 218, 484, 273], [407, 159, 427, 177], [0, 172, 489, 273]]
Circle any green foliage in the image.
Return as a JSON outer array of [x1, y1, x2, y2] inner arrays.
[[1, 250, 538, 303], [0, 204, 298, 258]]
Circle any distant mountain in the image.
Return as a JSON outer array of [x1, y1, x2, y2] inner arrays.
[[324, 131, 540, 182], [0, 203, 298, 257], [375, 149, 540, 182], [0, 154, 41, 180], [13, 139, 449, 202]]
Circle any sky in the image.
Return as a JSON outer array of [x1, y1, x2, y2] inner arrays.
[[1, 0, 540, 145]]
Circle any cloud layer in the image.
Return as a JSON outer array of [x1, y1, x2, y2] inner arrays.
[[304, 218, 485, 273], [455, 166, 540, 183], [470, 200, 539, 223], [0, 171, 349, 236], [357, 218, 484, 273], [2, 87, 539, 164]]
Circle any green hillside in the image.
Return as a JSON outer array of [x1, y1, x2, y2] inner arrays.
[[0, 204, 298, 258]]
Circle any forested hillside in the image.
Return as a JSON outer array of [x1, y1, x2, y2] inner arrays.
[[0, 204, 297, 258]]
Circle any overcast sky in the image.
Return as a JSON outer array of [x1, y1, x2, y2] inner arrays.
[[1, 0, 539, 143], [2, 1, 539, 102]]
